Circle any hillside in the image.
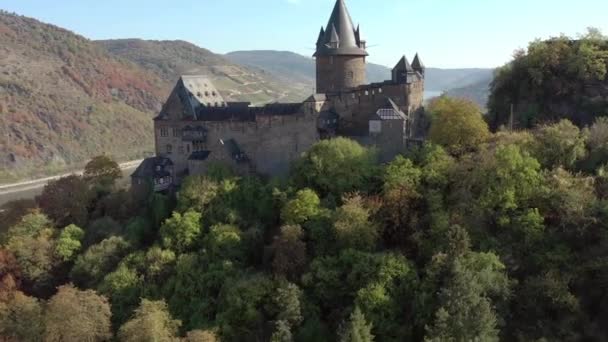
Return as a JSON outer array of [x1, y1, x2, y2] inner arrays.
[[0, 11, 169, 183], [98, 40, 310, 105], [226, 50, 392, 86], [226, 50, 493, 106]]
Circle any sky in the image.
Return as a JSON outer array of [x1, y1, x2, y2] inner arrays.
[[1, 0, 607, 69]]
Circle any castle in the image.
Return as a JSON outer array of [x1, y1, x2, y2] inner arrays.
[[132, 0, 425, 191]]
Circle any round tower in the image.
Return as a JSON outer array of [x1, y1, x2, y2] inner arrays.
[[314, 0, 368, 94]]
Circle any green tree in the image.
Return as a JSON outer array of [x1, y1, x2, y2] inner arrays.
[[44, 285, 112, 342], [0, 291, 44, 341], [281, 189, 321, 225], [5, 212, 58, 293], [339, 307, 374, 342], [84, 216, 124, 247], [177, 175, 219, 213], [204, 224, 244, 262], [55, 224, 85, 261], [292, 137, 377, 198], [71, 236, 131, 288], [428, 96, 490, 155], [160, 210, 202, 253], [334, 195, 378, 251], [271, 320, 293, 342], [532, 119, 587, 169], [36, 175, 93, 227], [118, 299, 181, 342], [184, 329, 219, 342]]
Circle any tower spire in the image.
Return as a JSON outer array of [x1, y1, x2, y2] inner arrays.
[[314, 0, 367, 57]]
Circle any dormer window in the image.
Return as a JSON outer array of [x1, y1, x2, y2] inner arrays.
[[197, 92, 202, 97], [205, 91, 210, 97], [212, 91, 216, 96]]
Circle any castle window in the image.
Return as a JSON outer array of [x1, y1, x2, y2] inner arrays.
[[172, 128, 180, 137], [379, 88, 383, 93], [166, 144, 173, 154], [205, 91, 210, 97], [365, 91, 369, 96], [212, 91, 216, 96], [160, 128, 169, 137], [197, 92, 202, 97], [347, 71, 354, 79]]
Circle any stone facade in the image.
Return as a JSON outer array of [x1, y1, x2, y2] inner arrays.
[[133, 0, 426, 189]]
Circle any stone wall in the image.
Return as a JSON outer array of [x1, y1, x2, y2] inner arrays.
[[316, 55, 366, 93], [155, 111, 319, 178]]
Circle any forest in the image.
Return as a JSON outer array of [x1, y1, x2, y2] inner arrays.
[[2, 32, 608, 342]]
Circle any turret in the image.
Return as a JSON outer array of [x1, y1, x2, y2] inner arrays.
[[314, 0, 368, 93], [392, 55, 414, 84], [412, 53, 425, 77]]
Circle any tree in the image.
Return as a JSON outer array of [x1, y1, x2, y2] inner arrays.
[[428, 96, 490, 155], [271, 320, 293, 342], [0, 291, 44, 341], [85, 216, 124, 247], [0, 199, 36, 239], [333, 195, 378, 251], [44, 285, 112, 342], [84, 155, 122, 193], [204, 224, 244, 262], [339, 307, 374, 342], [292, 138, 377, 198], [281, 189, 321, 225], [184, 329, 219, 342], [71, 236, 131, 288], [272, 225, 307, 280], [532, 119, 587, 169], [160, 210, 202, 253], [36, 175, 93, 227], [55, 224, 85, 261], [177, 175, 219, 213], [118, 299, 181, 342], [424, 260, 499, 342], [5, 212, 58, 293]]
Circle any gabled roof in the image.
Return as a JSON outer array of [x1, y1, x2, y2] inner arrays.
[[156, 76, 225, 120], [314, 0, 367, 57], [305, 93, 328, 102], [393, 56, 414, 73], [412, 53, 425, 71], [131, 157, 173, 179]]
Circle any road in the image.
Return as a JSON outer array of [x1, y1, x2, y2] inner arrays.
[[0, 160, 143, 207]]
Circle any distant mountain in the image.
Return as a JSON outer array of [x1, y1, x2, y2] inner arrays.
[[226, 50, 493, 107], [446, 76, 493, 110], [226, 50, 392, 86], [0, 11, 168, 183], [99, 41, 309, 105]]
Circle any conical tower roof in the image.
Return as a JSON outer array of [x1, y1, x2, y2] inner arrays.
[[314, 0, 367, 57], [412, 53, 425, 71], [393, 55, 414, 73]]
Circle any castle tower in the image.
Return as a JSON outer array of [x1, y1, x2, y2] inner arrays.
[[314, 0, 367, 94]]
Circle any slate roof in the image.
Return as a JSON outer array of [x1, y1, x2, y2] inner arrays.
[[131, 156, 173, 179], [195, 102, 303, 122], [156, 76, 226, 120], [393, 56, 414, 73], [412, 53, 425, 71], [315, 0, 368, 57], [188, 151, 211, 161]]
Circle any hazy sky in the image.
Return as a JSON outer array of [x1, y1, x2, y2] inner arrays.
[[1, 0, 607, 68]]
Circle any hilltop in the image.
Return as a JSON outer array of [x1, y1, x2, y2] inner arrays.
[[98, 40, 310, 105]]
